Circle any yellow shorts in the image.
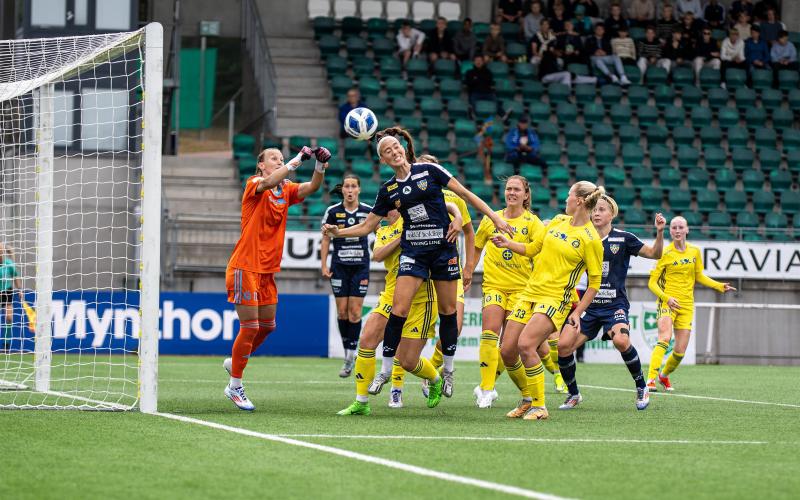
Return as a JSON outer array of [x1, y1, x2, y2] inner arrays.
[[657, 304, 693, 330], [482, 288, 524, 312], [372, 292, 438, 340], [457, 278, 465, 304], [508, 297, 570, 330]]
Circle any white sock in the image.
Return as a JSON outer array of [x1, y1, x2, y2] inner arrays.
[[443, 355, 455, 372], [345, 349, 355, 362], [381, 356, 394, 376], [229, 377, 242, 388], [356, 395, 369, 403]]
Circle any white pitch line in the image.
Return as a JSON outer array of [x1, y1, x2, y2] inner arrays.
[[275, 434, 768, 445], [582, 384, 800, 409], [154, 412, 571, 500], [164, 379, 344, 385]]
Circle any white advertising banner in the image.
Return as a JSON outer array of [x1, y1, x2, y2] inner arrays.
[[328, 296, 694, 365], [289, 232, 800, 280]]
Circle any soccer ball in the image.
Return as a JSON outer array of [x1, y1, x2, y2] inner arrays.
[[344, 107, 378, 141]]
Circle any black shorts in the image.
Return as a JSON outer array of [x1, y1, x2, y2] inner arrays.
[[580, 306, 629, 341], [0, 290, 12, 306], [397, 243, 460, 281], [330, 264, 369, 298]]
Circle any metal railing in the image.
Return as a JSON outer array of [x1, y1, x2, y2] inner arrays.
[[241, 0, 277, 137]]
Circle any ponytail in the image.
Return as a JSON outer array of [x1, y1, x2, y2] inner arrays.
[[375, 127, 417, 163], [573, 181, 605, 211]]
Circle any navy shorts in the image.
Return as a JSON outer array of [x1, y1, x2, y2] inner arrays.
[[580, 306, 629, 341], [397, 243, 460, 281], [330, 264, 369, 298]]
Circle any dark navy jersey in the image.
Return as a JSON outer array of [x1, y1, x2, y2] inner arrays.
[[588, 227, 644, 309], [323, 202, 372, 265], [371, 162, 454, 251]]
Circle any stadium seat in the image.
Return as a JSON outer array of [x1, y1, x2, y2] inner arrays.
[[612, 185, 635, 207], [622, 207, 648, 225], [744, 107, 767, 129], [715, 167, 737, 190], [502, 99, 525, 118], [419, 97, 444, 118], [453, 118, 475, 138], [727, 126, 749, 149], [682, 210, 703, 226], [515, 62, 537, 79], [495, 79, 516, 99], [567, 144, 590, 165], [344, 137, 368, 158], [411, 77, 435, 99], [507, 42, 527, 60], [754, 127, 777, 149], [624, 65, 642, 85], [736, 210, 759, 228], [575, 164, 599, 181], [783, 129, 800, 151], [426, 137, 451, 158], [521, 80, 544, 100], [687, 167, 710, 190], [383, 77, 406, 97], [696, 188, 720, 211], [760, 88, 783, 111], [734, 87, 756, 109], [618, 124, 641, 144], [699, 67, 721, 89], [529, 101, 550, 122], [371, 37, 395, 56], [788, 89, 800, 112], [603, 165, 626, 186], [672, 126, 695, 147], [325, 55, 348, 74], [637, 105, 659, 127], [531, 185, 552, 206], [433, 59, 457, 78], [778, 69, 799, 90], [591, 123, 614, 143], [668, 188, 692, 212], [473, 22, 490, 41], [345, 36, 368, 55], [316, 137, 339, 158], [663, 105, 686, 128], [658, 163, 681, 183], [399, 116, 422, 135], [318, 34, 341, 56], [600, 85, 623, 107], [556, 102, 578, 123], [630, 164, 653, 186], [690, 106, 713, 128], [471, 182, 494, 200], [365, 95, 388, 114], [782, 191, 800, 213], [673, 67, 694, 87], [575, 84, 596, 105], [699, 126, 722, 144], [764, 212, 788, 229], [627, 85, 649, 106], [567, 62, 591, 76], [406, 58, 428, 77], [232, 134, 256, 157], [454, 137, 475, 155], [547, 83, 571, 104], [520, 164, 544, 182], [540, 143, 562, 164], [741, 168, 765, 191], [639, 187, 664, 211], [759, 148, 781, 170], [771, 108, 794, 130], [623, 144, 645, 168], [331, 75, 355, 96], [582, 103, 606, 124], [753, 189, 776, 213], [654, 84, 676, 108], [594, 142, 617, 164], [724, 189, 747, 210], [537, 121, 559, 142], [438, 78, 462, 99], [726, 68, 748, 90], [350, 158, 375, 177], [289, 135, 311, 153], [679, 85, 702, 107], [487, 61, 509, 78], [610, 104, 633, 126], [547, 164, 570, 185], [750, 68, 772, 90], [703, 146, 727, 170], [500, 22, 519, 41], [677, 146, 700, 170], [769, 169, 793, 192], [732, 149, 756, 171], [379, 57, 402, 77], [474, 100, 498, 118], [564, 123, 586, 142], [492, 160, 514, 179], [341, 16, 364, 35], [717, 106, 740, 128], [446, 98, 470, 119], [646, 125, 669, 145], [708, 210, 732, 227], [426, 116, 449, 137], [645, 66, 668, 87]]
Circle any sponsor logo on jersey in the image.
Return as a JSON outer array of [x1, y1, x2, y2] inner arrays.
[[502, 249, 513, 260], [337, 224, 345, 229], [399, 256, 416, 265], [395, 199, 401, 208], [360, 279, 369, 285], [336, 213, 346, 218], [447, 257, 458, 265], [610, 243, 620, 254], [447, 265, 459, 272], [411, 326, 419, 332], [347, 217, 355, 225], [417, 179, 428, 191], [521, 227, 528, 235], [572, 240, 581, 248], [270, 197, 287, 205], [408, 204, 429, 223], [387, 183, 398, 192], [411, 171, 429, 180], [608, 237, 625, 242], [406, 229, 444, 241], [402, 186, 412, 194]]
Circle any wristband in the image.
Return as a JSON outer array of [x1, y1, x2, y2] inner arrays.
[[286, 152, 303, 171], [315, 160, 326, 173]]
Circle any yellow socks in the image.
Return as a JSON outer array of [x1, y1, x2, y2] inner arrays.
[[495, 347, 506, 379], [506, 357, 530, 395], [548, 339, 559, 368], [525, 362, 546, 407], [430, 344, 444, 369], [391, 358, 405, 389], [541, 352, 558, 374], [410, 356, 439, 381], [647, 341, 670, 380], [661, 351, 685, 376], [479, 330, 500, 390], [355, 348, 376, 398]]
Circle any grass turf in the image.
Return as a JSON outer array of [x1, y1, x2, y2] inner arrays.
[[2, 356, 799, 499]]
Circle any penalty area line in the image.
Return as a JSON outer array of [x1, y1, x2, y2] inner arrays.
[[153, 412, 571, 500], [582, 384, 800, 409], [274, 434, 768, 445]]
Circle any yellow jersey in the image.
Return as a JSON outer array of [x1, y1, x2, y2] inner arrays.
[[374, 218, 434, 304], [475, 209, 544, 292], [648, 242, 724, 306], [520, 215, 603, 308]]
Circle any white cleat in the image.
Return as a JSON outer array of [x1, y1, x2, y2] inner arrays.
[[421, 378, 430, 398], [636, 386, 650, 411], [224, 384, 255, 411], [388, 389, 404, 409], [473, 385, 482, 400], [558, 393, 583, 410], [442, 368, 455, 398], [477, 390, 495, 408], [223, 357, 232, 376], [368, 372, 390, 395]]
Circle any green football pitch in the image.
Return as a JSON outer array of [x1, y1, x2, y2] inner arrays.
[[3, 356, 799, 499]]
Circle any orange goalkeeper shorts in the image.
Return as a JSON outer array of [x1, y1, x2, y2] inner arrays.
[[226, 267, 278, 306]]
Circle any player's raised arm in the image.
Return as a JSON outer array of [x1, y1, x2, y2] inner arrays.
[[297, 148, 331, 199], [253, 146, 314, 193], [694, 248, 736, 293], [445, 177, 514, 237], [638, 213, 667, 259], [323, 212, 382, 238]]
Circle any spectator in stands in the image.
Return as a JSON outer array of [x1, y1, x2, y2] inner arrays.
[[611, 25, 637, 68], [504, 114, 547, 169], [574, 0, 599, 19], [483, 23, 508, 62], [661, 28, 692, 74], [587, 23, 632, 85], [426, 17, 455, 63], [572, 4, 594, 36], [680, 11, 705, 47], [753, 0, 779, 23], [546, 0, 573, 19], [498, 0, 525, 24], [453, 18, 478, 62], [629, 0, 656, 28], [733, 12, 752, 40], [637, 26, 664, 81], [656, 4, 680, 43], [465, 54, 496, 112], [523, 1, 545, 44], [338, 88, 365, 138], [771, 30, 799, 83], [539, 40, 598, 86], [745, 24, 771, 72], [675, 0, 703, 19], [694, 28, 721, 83], [557, 19, 585, 66], [704, 0, 726, 29], [730, 0, 755, 25], [530, 18, 557, 64], [396, 21, 426, 66], [550, 2, 568, 35], [757, 8, 784, 45], [721, 28, 747, 87], [604, 3, 629, 38]]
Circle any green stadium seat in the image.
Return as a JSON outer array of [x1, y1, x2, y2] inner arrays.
[[681, 210, 704, 226], [352, 56, 375, 76], [734, 87, 756, 109], [582, 103, 606, 124], [782, 191, 800, 213], [754, 127, 777, 149], [691, 106, 713, 128], [715, 167, 737, 190], [707, 87, 729, 109], [433, 59, 457, 78], [492, 160, 515, 179], [603, 165, 626, 186], [759, 148, 781, 169], [556, 102, 578, 123], [495, 79, 516, 99], [463, 162, 483, 178], [717, 106, 740, 128], [540, 143, 562, 164], [313, 16, 335, 37], [515, 63, 537, 79], [645, 66, 668, 87], [677, 146, 700, 170], [325, 55, 348, 74], [367, 17, 389, 35], [771, 108, 794, 130], [520, 164, 544, 183], [419, 97, 443, 117], [575, 84, 596, 105], [537, 121, 559, 142], [350, 158, 375, 177], [411, 77, 435, 98], [753, 189, 776, 213], [344, 138, 368, 158], [506, 42, 527, 60], [318, 34, 340, 55], [708, 210, 732, 227], [765, 212, 788, 229], [454, 138, 476, 156], [502, 99, 525, 118], [406, 58, 428, 77], [727, 126, 749, 149], [696, 188, 720, 211], [673, 66, 694, 87], [600, 85, 623, 107], [564, 123, 586, 142], [474, 100, 498, 118], [750, 68, 772, 90], [453, 118, 475, 138], [531, 186, 552, 206], [575, 164, 599, 181], [783, 129, 800, 151], [618, 124, 641, 144], [547, 83, 571, 104], [679, 85, 702, 107], [703, 146, 727, 170], [529, 101, 550, 122], [789, 89, 800, 112], [624, 65, 642, 85], [567, 144, 590, 165], [759, 88, 782, 112], [378, 56, 402, 77], [672, 126, 695, 147], [724, 189, 747, 210], [653, 148, 676, 170], [778, 69, 799, 90], [622, 207, 648, 225], [733, 149, 756, 171], [446, 99, 470, 119], [521, 80, 544, 100], [736, 210, 759, 228], [741, 168, 765, 191], [726, 68, 748, 90], [654, 84, 676, 108], [439, 78, 462, 99], [316, 137, 339, 158], [612, 185, 636, 207], [699, 67, 721, 89], [307, 200, 328, 217], [357, 76, 380, 96], [700, 126, 722, 144], [789, 151, 800, 173], [637, 105, 659, 127], [426, 116, 449, 137], [289, 135, 311, 152], [237, 156, 257, 178], [399, 116, 422, 135], [769, 169, 793, 192], [630, 164, 653, 186], [591, 123, 614, 143], [595, 143, 617, 165], [669, 188, 692, 211], [744, 107, 767, 129], [640, 186, 664, 211], [663, 105, 685, 128], [471, 182, 494, 200], [232, 133, 255, 156], [487, 61, 509, 78], [365, 95, 388, 114], [568, 62, 591, 76], [385, 77, 408, 95], [610, 104, 633, 126], [646, 125, 669, 145], [627, 85, 649, 106], [426, 137, 451, 158], [687, 167, 710, 190], [331, 75, 355, 96], [345, 36, 368, 55], [341, 16, 364, 35]]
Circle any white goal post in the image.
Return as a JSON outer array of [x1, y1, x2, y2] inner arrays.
[[0, 23, 162, 411]]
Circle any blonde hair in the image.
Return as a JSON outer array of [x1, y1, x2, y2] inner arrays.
[[573, 181, 605, 211], [417, 154, 437, 163], [598, 194, 619, 217]]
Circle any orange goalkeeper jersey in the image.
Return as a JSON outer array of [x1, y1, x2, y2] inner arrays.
[[228, 177, 303, 274]]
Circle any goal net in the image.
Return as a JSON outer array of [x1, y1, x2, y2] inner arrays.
[[0, 24, 162, 411]]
